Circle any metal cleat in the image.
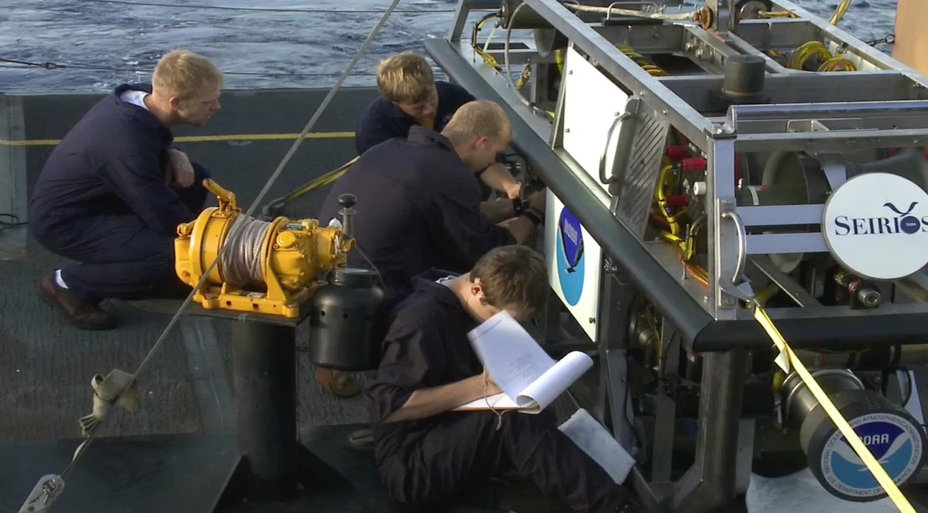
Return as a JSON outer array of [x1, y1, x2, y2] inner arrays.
[[18, 474, 64, 513]]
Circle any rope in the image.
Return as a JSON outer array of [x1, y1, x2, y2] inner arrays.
[[38, 0, 405, 495], [565, 2, 697, 21], [132, 0, 404, 380], [219, 217, 272, 287]]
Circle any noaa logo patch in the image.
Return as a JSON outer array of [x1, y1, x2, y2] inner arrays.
[[822, 173, 928, 279], [820, 413, 924, 498], [555, 208, 585, 306]]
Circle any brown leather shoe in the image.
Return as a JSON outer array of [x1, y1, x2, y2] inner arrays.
[[40, 274, 117, 330], [314, 367, 361, 399]]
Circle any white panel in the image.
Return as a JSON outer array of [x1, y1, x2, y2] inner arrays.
[[561, 45, 629, 202], [545, 191, 602, 343]]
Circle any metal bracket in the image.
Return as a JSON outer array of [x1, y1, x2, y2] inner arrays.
[[717, 198, 755, 304], [816, 154, 848, 191], [599, 96, 640, 185], [18, 474, 64, 513]]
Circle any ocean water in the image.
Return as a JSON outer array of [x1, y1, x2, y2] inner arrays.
[[0, 0, 899, 93]]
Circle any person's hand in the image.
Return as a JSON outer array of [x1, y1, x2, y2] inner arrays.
[[166, 149, 195, 188], [480, 369, 502, 397], [503, 180, 522, 200], [526, 188, 547, 212]]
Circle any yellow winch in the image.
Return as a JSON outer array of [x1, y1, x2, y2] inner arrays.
[[174, 179, 353, 318]]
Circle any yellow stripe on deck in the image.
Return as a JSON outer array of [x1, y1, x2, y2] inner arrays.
[[0, 131, 355, 146]]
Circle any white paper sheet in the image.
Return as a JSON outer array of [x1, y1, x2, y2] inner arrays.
[[468, 311, 556, 401], [517, 351, 594, 412], [558, 408, 636, 484], [455, 311, 592, 413]]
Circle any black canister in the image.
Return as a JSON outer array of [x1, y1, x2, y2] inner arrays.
[[308, 268, 386, 371]]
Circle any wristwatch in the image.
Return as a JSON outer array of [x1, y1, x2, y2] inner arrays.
[[521, 207, 543, 227], [512, 197, 528, 216]]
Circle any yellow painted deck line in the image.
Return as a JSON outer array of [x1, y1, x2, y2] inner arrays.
[[0, 131, 355, 146]]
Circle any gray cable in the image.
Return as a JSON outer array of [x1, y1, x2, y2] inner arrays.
[[28, 0, 406, 503], [220, 217, 272, 287], [133, 0, 405, 379]]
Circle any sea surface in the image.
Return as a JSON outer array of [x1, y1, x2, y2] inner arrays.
[[0, 0, 900, 93]]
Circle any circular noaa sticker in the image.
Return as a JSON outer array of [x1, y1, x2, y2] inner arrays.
[[819, 412, 924, 498], [822, 173, 928, 279], [555, 208, 585, 306]]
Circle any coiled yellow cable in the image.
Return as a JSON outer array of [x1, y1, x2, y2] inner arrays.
[[788, 41, 833, 71]]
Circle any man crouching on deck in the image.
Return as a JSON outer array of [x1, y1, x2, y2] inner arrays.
[[29, 49, 223, 330], [367, 245, 633, 512]]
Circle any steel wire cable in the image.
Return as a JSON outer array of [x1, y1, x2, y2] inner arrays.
[[219, 216, 273, 287], [38, 0, 405, 494]]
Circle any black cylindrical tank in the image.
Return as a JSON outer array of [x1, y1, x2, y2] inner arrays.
[[721, 54, 766, 103], [798, 388, 926, 501], [308, 268, 385, 371]]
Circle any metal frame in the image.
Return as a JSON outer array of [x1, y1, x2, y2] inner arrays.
[[432, 2, 928, 511], [433, 0, 928, 344]]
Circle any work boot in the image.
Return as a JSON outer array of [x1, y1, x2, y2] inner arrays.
[[39, 273, 116, 330], [314, 367, 361, 399]]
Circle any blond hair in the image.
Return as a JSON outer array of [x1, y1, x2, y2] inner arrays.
[[471, 245, 547, 317], [376, 52, 435, 104], [441, 100, 512, 144], [152, 50, 224, 100]]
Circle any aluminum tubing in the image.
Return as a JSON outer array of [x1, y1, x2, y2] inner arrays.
[[425, 38, 713, 344]]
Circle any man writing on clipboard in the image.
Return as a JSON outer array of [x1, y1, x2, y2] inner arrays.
[[366, 245, 633, 512]]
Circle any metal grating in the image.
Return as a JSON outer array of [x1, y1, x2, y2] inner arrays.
[[615, 106, 669, 238]]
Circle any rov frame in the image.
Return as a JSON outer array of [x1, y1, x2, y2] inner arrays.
[[428, 1, 928, 511]]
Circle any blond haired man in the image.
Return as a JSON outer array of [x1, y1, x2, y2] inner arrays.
[[321, 99, 545, 309], [30, 50, 223, 329], [356, 52, 522, 200], [320, 100, 544, 399]]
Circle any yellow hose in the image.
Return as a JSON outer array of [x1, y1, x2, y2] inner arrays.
[[788, 41, 833, 71], [617, 44, 667, 76], [830, 0, 852, 25], [472, 13, 501, 70], [655, 164, 681, 237], [817, 57, 856, 72]]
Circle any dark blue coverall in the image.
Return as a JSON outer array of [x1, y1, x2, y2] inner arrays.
[[318, 126, 514, 303], [29, 84, 209, 302], [366, 277, 628, 512], [354, 80, 474, 156]]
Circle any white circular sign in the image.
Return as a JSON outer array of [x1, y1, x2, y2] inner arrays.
[[822, 172, 928, 280]]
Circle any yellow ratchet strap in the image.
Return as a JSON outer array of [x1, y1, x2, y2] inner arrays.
[[751, 303, 917, 513]]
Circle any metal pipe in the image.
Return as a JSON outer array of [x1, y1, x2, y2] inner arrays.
[[667, 350, 746, 513], [783, 369, 864, 423], [425, 38, 713, 344], [829, 0, 852, 25], [793, 344, 928, 370], [232, 321, 298, 495], [522, 0, 715, 145]]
